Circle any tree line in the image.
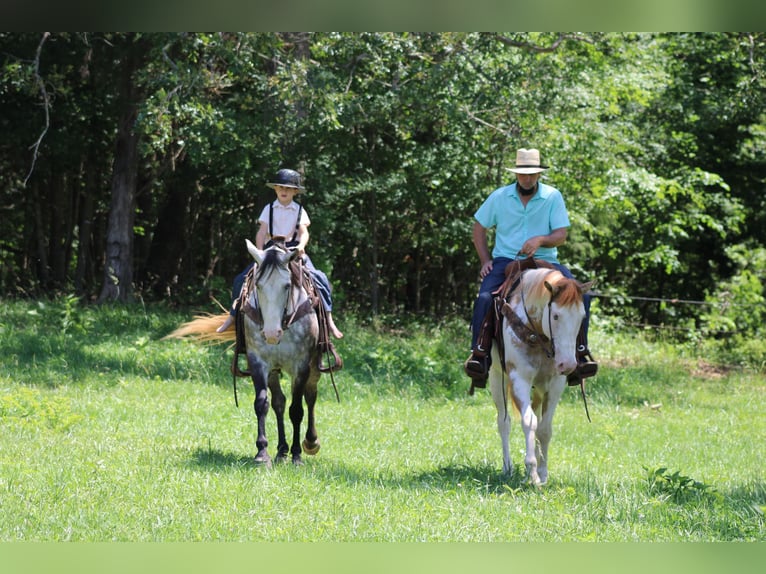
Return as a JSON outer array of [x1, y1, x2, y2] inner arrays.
[[1, 32, 764, 336]]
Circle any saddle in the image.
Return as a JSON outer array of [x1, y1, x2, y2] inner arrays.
[[467, 257, 553, 395], [474, 259, 553, 354], [229, 254, 342, 379]]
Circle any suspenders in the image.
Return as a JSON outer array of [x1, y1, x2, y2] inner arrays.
[[267, 202, 302, 248]]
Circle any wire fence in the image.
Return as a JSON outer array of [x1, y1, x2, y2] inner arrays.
[[590, 292, 761, 336]]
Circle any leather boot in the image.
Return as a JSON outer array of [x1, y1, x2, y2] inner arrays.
[[464, 350, 490, 384], [465, 305, 496, 392], [567, 327, 598, 386]]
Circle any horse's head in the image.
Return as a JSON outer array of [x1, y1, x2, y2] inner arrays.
[[246, 239, 300, 344], [538, 270, 594, 376]]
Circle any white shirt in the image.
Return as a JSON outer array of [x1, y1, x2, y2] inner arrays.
[[258, 200, 311, 238]]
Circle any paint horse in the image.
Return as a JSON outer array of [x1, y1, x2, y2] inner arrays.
[[489, 267, 593, 486], [239, 239, 323, 467]]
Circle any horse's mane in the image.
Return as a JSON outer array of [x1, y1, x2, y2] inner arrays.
[[526, 268, 583, 307], [254, 246, 288, 282], [254, 245, 304, 289]]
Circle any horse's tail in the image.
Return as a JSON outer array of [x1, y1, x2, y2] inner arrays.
[[510, 396, 521, 419], [163, 312, 236, 344]]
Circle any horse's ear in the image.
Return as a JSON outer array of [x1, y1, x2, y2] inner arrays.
[[544, 280, 560, 297], [288, 249, 301, 263], [578, 280, 595, 294], [246, 239, 265, 266]]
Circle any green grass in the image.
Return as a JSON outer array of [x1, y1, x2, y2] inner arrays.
[[0, 299, 764, 541]]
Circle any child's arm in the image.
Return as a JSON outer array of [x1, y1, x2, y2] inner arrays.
[[295, 224, 310, 254], [255, 221, 269, 249]]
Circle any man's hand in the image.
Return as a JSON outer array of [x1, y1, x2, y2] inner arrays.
[[479, 259, 494, 278], [519, 236, 543, 257]]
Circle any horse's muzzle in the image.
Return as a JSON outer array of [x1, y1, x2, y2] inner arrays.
[[263, 328, 283, 345], [557, 358, 577, 376]]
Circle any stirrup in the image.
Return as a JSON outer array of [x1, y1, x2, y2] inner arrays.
[[464, 353, 489, 396], [317, 342, 343, 373], [567, 352, 598, 387], [464, 353, 489, 378]]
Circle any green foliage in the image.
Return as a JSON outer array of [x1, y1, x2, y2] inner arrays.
[[644, 466, 717, 502], [0, 387, 83, 432], [702, 243, 766, 339], [338, 314, 468, 399], [0, 33, 765, 336]]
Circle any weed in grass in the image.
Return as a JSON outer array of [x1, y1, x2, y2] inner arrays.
[[643, 466, 717, 503], [0, 386, 83, 432]]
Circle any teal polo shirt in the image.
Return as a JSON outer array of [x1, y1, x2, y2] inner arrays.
[[474, 182, 570, 264]]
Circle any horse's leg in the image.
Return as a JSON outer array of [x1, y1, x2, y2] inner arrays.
[[535, 379, 565, 485], [268, 370, 289, 463], [511, 375, 540, 486], [287, 368, 308, 465], [489, 352, 512, 475], [301, 369, 321, 457], [249, 358, 272, 468]]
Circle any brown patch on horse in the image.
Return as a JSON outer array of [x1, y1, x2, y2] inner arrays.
[[536, 270, 584, 307]]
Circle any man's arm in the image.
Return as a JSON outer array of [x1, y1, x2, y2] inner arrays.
[[519, 227, 568, 257], [472, 221, 494, 278]]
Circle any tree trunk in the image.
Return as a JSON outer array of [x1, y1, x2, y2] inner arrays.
[[140, 170, 193, 298], [74, 155, 96, 296], [98, 111, 138, 303], [97, 36, 144, 303]]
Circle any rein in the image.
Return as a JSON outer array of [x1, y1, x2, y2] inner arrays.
[[520, 276, 556, 359], [500, 273, 555, 359]]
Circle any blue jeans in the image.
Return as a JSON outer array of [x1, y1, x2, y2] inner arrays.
[[229, 254, 334, 316], [470, 257, 591, 349]]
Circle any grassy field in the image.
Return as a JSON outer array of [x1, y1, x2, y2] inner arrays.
[[0, 299, 764, 541]]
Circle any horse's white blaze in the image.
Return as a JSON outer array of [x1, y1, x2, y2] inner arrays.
[[489, 268, 591, 486], [543, 298, 584, 375], [246, 239, 295, 344]]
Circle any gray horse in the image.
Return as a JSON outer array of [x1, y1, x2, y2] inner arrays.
[[241, 239, 321, 467]]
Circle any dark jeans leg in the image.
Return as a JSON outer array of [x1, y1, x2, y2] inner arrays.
[[303, 255, 333, 312], [470, 257, 512, 348], [229, 263, 255, 316]]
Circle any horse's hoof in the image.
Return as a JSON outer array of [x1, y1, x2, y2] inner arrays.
[[275, 453, 289, 465], [292, 455, 304, 466], [528, 474, 542, 488], [254, 451, 272, 469], [525, 464, 542, 487], [302, 438, 320, 455]]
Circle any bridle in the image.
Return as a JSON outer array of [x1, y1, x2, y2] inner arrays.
[[251, 256, 313, 331], [519, 274, 556, 359]]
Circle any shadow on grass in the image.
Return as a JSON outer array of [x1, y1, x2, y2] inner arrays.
[[413, 462, 528, 494], [189, 446, 254, 470], [185, 443, 528, 494], [4, 327, 230, 387]]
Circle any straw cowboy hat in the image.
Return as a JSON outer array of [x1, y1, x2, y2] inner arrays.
[[506, 148, 549, 174], [266, 168, 305, 192]]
